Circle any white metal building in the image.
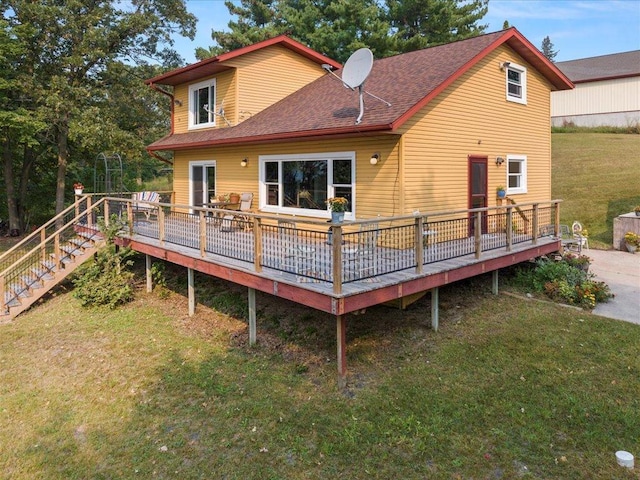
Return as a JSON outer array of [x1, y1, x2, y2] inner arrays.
[[551, 50, 640, 128]]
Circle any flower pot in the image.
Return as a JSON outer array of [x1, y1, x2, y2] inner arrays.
[[331, 211, 345, 223], [229, 194, 240, 204], [74, 189, 83, 195], [626, 243, 637, 253], [635, 211, 640, 216], [497, 190, 506, 199]]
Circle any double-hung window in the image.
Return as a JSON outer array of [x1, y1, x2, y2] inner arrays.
[[259, 152, 355, 219], [505, 62, 527, 105], [506, 155, 527, 194], [188, 79, 216, 129]]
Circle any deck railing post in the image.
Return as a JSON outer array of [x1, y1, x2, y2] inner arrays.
[[0, 274, 5, 314], [199, 210, 206, 258], [54, 234, 61, 271], [254, 217, 262, 273], [506, 207, 513, 251], [40, 229, 46, 264], [87, 196, 93, 229], [415, 215, 424, 274], [554, 201, 561, 237], [474, 211, 482, 259], [532, 203, 539, 244], [158, 207, 165, 245], [127, 202, 134, 236], [332, 225, 343, 294], [104, 200, 110, 227]]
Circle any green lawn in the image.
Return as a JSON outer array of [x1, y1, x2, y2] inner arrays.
[[0, 270, 638, 479], [552, 133, 640, 248]]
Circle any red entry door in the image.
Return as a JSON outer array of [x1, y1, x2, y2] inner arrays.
[[468, 155, 488, 234]]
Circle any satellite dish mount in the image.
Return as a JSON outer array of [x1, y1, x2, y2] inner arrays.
[[341, 48, 374, 125]]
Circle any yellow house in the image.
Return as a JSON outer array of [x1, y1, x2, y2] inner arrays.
[[146, 28, 572, 223]]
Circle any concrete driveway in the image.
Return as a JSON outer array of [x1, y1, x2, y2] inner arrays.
[[588, 249, 640, 325]]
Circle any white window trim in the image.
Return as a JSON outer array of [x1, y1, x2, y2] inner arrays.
[[189, 160, 216, 213], [258, 151, 356, 220], [188, 79, 216, 130], [506, 154, 527, 195], [505, 62, 527, 105]]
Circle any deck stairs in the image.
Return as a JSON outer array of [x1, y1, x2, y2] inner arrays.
[[1, 197, 107, 321]]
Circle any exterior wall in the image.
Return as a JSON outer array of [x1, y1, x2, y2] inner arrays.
[[399, 44, 553, 214], [172, 135, 401, 220], [172, 69, 236, 134], [171, 45, 326, 135], [226, 45, 326, 122], [551, 77, 640, 127]]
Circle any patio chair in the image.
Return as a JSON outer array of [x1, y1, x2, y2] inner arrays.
[[278, 220, 316, 275], [220, 192, 254, 231], [132, 191, 160, 221], [560, 224, 581, 253], [342, 223, 379, 280], [572, 221, 589, 250]]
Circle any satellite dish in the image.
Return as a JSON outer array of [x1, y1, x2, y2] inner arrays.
[[341, 48, 373, 89]]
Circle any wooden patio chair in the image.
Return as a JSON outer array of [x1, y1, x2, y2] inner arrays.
[[221, 192, 254, 231]]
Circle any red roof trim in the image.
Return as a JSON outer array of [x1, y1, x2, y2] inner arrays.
[[147, 124, 394, 152], [390, 28, 573, 131], [145, 35, 341, 85]]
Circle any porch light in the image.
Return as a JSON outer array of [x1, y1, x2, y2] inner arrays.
[[496, 156, 505, 166], [370, 153, 380, 165], [240, 157, 248, 167]]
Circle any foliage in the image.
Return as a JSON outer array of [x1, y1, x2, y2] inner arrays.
[[540, 35, 558, 61], [196, 0, 488, 63], [326, 196, 349, 212], [72, 214, 135, 308], [624, 231, 639, 247], [514, 256, 612, 309]]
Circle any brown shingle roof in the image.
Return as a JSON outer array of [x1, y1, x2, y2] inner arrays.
[[555, 50, 640, 83], [149, 28, 572, 152]]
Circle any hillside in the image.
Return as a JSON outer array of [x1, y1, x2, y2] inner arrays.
[[552, 132, 640, 248]]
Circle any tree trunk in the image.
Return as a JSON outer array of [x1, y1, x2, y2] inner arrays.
[[55, 116, 69, 215], [18, 145, 36, 232], [2, 136, 21, 236]]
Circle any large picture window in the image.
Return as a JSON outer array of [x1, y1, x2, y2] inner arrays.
[[259, 152, 355, 219], [506, 155, 527, 194], [188, 79, 216, 129], [505, 62, 527, 105]]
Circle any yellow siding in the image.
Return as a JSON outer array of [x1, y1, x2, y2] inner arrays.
[[173, 69, 236, 134], [400, 45, 552, 213], [171, 45, 325, 134], [172, 135, 401, 219], [227, 45, 326, 119]]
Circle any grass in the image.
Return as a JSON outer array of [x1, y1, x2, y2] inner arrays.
[[0, 266, 638, 479], [552, 132, 640, 248]]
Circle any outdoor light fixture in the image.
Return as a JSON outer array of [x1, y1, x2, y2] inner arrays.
[[240, 157, 248, 167], [496, 156, 505, 166], [500, 61, 511, 71], [370, 153, 380, 165], [173, 99, 182, 107]]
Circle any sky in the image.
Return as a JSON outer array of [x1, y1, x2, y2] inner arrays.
[[172, 0, 640, 64]]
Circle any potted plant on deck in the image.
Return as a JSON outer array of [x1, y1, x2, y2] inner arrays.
[[496, 186, 506, 199], [326, 197, 348, 223], [634, 206, 640, 216], [73, 182, 84, 195]]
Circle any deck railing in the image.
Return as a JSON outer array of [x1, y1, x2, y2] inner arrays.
[[97, 198, 561, 295]]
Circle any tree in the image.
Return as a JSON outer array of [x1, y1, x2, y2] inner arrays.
[[541, 36, 558, 62], [2, 0, 196, 220], [385, 0, 488, 54]]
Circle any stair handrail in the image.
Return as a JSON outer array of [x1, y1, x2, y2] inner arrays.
[[0, 197, 107, 279]]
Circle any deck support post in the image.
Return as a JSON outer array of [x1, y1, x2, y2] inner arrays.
[[145, 254, 153, 293], [187, 267, 195, 316], [492, 269, 499, 295], [431, 287, 439, 332], [248, 287, 256, 346], [336, 314, 347, 388]]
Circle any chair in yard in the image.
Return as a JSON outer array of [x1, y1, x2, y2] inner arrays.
[[560, 224, 581, 253], [132, 191, 160, 221], [342, 223, 379, 280], [278, 220, 316, 276], [572, 221, 589, 250]]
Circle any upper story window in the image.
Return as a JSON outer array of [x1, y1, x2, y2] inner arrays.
[[506, 155, 527, 194], [505, 62, 527, 105], [259, 152, 355, 219], [188, 79, 216, 129]]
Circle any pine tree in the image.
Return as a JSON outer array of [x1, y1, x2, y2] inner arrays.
[[541, 36, 558, 62]]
